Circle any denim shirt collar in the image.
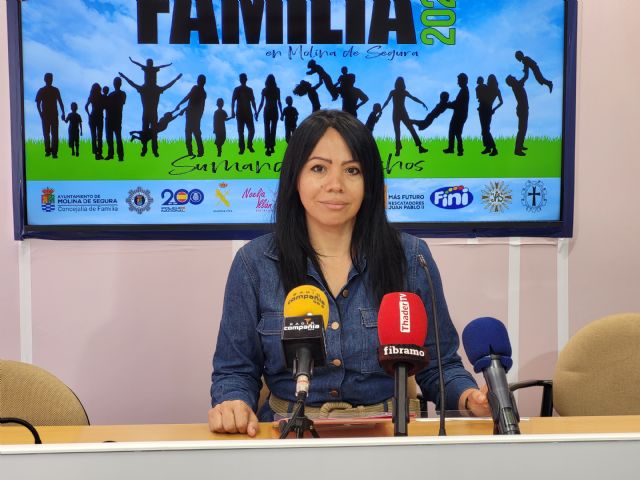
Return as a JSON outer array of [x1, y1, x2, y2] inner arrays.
[[262, 240, 367, 287]]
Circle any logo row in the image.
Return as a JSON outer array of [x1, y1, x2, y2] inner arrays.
[[41, 183, 274, 215], [40, 180, 549, 215], [387, 180, 549, 213]]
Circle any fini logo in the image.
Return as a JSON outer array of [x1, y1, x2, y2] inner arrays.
[[430, 185, 472, 209]]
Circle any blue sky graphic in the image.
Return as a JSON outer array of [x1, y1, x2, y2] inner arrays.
[[22, 0, 566, 142]]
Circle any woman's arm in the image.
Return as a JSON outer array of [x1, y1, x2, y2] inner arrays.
[[210, 248, 264, 414], [493, 89, 504, 114], [380, 91, 394, 111], [255, 91, 265, 119], [407, 92, 428, 109]]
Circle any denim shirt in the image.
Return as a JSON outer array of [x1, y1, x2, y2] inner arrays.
[[211, 232, 477, 420]]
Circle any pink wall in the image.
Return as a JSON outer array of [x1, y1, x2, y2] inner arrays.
[[0, 2, 21, 362], [1, 1, 639, 424]]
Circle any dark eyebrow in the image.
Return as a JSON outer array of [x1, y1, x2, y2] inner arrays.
[[307, 156, 358, 165]]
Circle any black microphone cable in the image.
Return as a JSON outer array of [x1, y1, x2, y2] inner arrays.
[[0, 417, 42, 444], [418, 254, 447, 436]]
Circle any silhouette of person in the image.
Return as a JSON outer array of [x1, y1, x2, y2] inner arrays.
[[412, 91, 450, 131], [35, 72, 65, 158], [281, 96, 299, 143], [129, 110, 181, 146], [231, 73, 257, 155], [119, 70, 182, 157], [64, 102, 82, 157], [477, 74, 503, 156], [306, 60, 338, 100], [515, 50, 552, 93], [85, 83, 105, 160], [105, 77, 127, 161], [213, 98, 233, 157], [293, 80, 322, 112], [334, 66, 349, 91], [129, 57, 172, 87], [443, 73, 470, 156], [339, 73, 369, 117], [255, 74, 282, 157], [365, 103, 383, 132], [381, 76, 428, 157], [506, 70, 529, 156], [176, 74, 207, 157]]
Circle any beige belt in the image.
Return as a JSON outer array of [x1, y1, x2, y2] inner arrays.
[[269, 394, 421, 418]]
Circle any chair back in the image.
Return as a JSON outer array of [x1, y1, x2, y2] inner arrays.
[[553, 313, 640, 416], [0, 359, 89, 426]]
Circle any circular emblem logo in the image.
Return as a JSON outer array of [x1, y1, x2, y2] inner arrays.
[[126, 187, 154, 214], [481, 181, 512, 213], [521, 180, 548, 213], [189, 189, 204, 205]]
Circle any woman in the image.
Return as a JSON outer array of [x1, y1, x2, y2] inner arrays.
[[381, 77, 428, 157], [255, 74, 282, 156], [478, 74, 503, 156], [209, 110, 489, 436], [85, 83, 104, 160]]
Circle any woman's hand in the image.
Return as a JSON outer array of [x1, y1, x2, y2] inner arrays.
[[208, 400, 259, 437], [460, 386, 491, 417]]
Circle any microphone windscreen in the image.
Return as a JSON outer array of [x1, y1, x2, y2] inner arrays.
[[283, 285, 329, 328], [462, 317, 513, 373], [377, 292, 428, 346]]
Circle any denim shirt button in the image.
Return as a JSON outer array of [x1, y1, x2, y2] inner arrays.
[[341, 289, 349, 298], [331, 321, 340, 330], [329, 389, 340, 397], [331, 359, 342, 367]]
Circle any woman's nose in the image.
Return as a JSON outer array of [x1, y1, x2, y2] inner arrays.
[[324, 169, 344, 192]]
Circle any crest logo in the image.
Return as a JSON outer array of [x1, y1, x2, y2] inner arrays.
[[521, 180, 548, 213], [41, 187, 56, 212], [126, 187, 154, 214], [481, 181, 512, 213], [215, 183, 231, 208]]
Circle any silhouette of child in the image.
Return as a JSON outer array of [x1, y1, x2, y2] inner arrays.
[[365, 103, 383, 132], [129, 110, 180, 145], [64, 102, 82, 156], [306, 60, 338, 100], [515, 50, 553, 93], [213, 98, 233, 157], [412, 92, 450, 130], [293, 80, 323, 112], [281, 96, 299, 143], [129, 57, 172, 86]]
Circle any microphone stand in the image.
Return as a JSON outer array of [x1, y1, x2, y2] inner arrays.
[[418, 254, 447, 436], [278, 392, 320, 439], [393, 364, 409, 436]]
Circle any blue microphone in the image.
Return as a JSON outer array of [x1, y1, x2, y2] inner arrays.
[[462, 317, 520, 435]]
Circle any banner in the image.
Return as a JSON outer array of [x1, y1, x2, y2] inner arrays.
[[21, 0, 568, 229]]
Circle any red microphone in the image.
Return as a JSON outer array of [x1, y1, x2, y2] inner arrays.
[[377, 292, 429, 436]]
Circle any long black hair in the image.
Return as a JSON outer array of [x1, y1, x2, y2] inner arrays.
[[274, 109, 406, 304]]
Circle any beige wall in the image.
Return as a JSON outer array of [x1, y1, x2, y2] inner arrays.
[[1, 1, 639, 424]]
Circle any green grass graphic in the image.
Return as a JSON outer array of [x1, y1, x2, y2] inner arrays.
[[25, 136, 561, 181]]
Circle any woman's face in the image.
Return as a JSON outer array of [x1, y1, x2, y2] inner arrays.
[[297, 128, 364, 233]]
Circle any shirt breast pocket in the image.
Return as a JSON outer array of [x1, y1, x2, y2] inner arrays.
[[360, 308, 384, 374], [256, 312, 287, 375]]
